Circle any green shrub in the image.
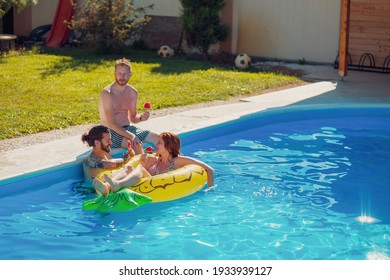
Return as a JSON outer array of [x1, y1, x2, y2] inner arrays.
[[180, 0, 229, 59], [67, 0, 153, 53]]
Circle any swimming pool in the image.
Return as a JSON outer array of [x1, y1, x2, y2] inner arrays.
[[1, 105, 389, 260]]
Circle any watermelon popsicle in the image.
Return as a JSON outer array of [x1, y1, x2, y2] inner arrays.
[[144, 102, 151, 112], [145, 146, 155, 154], [126, 140, 133, 155], [122, 140, 134, 160]]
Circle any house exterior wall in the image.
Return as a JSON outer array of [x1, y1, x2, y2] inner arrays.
[[140, 16, 182, 50], [11, 0, 351, 64], [231, 0, 341, 63], [137, 0, 341, 63], [14, 7, 33, 36], [132, 0, 182, 49], [13, 6, 32, 36], [31, 0, 57, 29], [13, 0, 56, 37]]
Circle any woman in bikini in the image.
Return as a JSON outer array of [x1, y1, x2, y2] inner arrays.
[[97, 132, 214, 194]]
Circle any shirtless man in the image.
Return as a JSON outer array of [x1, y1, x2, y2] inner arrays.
[[98, 57, 158, 149], [81, 125, 140, 195]]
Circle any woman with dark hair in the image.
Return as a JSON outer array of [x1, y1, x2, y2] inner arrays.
[[99, 132, 214, 193]]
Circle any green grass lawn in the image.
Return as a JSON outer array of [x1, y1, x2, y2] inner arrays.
[[0, 47, 303, 140]]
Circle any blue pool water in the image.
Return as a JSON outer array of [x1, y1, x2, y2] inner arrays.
[[1, 106, 390, 260]]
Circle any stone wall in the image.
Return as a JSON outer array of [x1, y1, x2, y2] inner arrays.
[[141, 16, 182, 51]]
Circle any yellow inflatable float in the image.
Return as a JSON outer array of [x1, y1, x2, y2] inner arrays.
[[82, 154, 208, 212]]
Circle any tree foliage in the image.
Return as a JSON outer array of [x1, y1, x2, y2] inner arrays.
[[67, 0, 153, 53], [0, 0, 38, 18], [180, 0, 229, 59]]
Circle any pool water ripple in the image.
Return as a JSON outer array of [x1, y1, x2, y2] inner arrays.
[[1, 108, 390, 259]]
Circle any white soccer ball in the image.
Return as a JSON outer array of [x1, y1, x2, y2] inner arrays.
[[157, 45, 174, 58], [235, 53, 252, 69]]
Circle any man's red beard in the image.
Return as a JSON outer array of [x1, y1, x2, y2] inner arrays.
[[116, 78, 128, 86]]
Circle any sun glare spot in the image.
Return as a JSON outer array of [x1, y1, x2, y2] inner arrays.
[[357, 215, 377, 224], [366, 251, 390, 260]]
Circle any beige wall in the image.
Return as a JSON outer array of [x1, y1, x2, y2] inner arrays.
[[233, 0, 341, 63], [13, 0, 57, 36], [31, 0, 57, 29]]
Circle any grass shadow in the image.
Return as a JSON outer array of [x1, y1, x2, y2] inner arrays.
[[37, 47, 266, 77], [38, 47, 117, 77], [149, 53, 267, 75]]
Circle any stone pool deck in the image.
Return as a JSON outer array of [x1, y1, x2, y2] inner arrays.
[[0, 69, 389, 181]]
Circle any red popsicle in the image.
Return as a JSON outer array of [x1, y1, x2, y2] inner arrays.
[[144, 102, 151, 111], [145, 146, 155, 154]]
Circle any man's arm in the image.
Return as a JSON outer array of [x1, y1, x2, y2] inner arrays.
[[127, 89, 150, 124]]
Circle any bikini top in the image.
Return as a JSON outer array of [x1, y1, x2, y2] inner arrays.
[[148, 158, 175, 176]]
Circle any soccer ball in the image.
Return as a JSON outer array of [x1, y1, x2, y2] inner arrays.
[[235, 53, 252, 69], [157, 45, 174, 58]]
